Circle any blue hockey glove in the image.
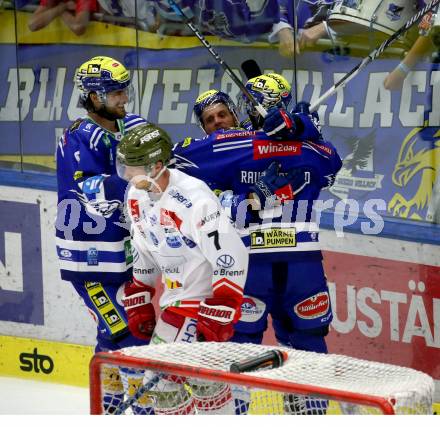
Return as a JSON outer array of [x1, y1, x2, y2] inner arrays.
[[292, 101, 312, 115], [292, 101, 322, 136], [263, 107, 296, 138], [252, 162, 311, 209]]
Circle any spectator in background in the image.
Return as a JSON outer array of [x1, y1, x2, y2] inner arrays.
[[269, 0, 334, 57], [151, 0, 279, 42], [384, 10, 435, 90], [28, 0, 97, 35], [97, 0, 158, 31]]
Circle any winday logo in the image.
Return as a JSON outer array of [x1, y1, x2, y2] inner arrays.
[[253, 141, 301, 159]]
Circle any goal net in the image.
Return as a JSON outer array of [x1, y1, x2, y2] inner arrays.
[[89, 342, 434, 415]]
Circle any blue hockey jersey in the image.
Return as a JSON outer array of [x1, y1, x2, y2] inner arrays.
[[56, 113, 147, 283], [173, 129, 342, 256]]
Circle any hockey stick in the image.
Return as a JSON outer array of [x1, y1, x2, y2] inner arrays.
[[241, 59, 263, 80], [229, 349, 287, 373], [309, 0, 440, 112], [167, 0, 267, 117], [112, 372, 163, 415]]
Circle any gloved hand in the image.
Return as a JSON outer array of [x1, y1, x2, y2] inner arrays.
[[292, 101, 312, 115], [292, 101, 322, 134], [251, 162, 300, 209], [196, 298, 238, 342], [123, 281, 156, 341], [263, 106, 296, 138]]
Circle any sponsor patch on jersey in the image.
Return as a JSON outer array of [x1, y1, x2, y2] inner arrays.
[[250, 228, 296, 249], [305, 141, 333, 156], [215, 130, 256, 140], [216, 254, 235, 268], [82, 175, 104, 194], [160, 209, 182, 230], [87, 247, 99, 266], [149, 214, 158, 226], [129, 199, 140, 221], [73, 170, 84, 181], [294, 292, 330, 320], [69, 118, 83, 132], [253, 141, 301, 160], [133, 267, 156, 275], [197, 210, 220, 228], [161, 265, 182, 274], [165, 278, 183, 290], [213, 268, 245, 277], [124, 240, 133, 265], [168, 188, 192, 208], [59, 248, 72, 259], [166, 235, 183, 248], [240, 297, 266, 322], [182, 236, 196, 248], [149, 232, 159, 246], [182, 137, 193, 148]]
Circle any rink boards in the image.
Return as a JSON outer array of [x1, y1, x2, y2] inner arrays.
[[0, 181, 439, 408]]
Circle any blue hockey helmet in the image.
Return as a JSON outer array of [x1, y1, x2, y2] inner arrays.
[[193, 89, 239, 129], [75, 56, 132, 103]]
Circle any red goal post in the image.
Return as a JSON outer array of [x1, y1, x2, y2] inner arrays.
[[90, 342, 434, 415]]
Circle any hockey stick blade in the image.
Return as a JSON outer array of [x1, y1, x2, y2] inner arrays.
[[167, 0, 267, 117], [310, 0, 440, 112], [229, 349, 287, 373], [241, 59, 263, 79], [112, 373, 163, 415]]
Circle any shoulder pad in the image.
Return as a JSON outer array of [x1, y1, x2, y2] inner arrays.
[[68, 118, 84, 133], [182, 137, 193, 148], [123, 114, 147, 132]]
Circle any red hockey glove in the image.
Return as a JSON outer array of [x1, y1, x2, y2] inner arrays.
[[196, 298, 238, 342], [122, 281, 156, 341]]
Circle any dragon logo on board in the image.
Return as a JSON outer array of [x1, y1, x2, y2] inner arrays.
[[388, 125, 440, 222]]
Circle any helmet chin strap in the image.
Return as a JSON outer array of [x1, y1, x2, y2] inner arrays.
[[132, 165, 167, 198]]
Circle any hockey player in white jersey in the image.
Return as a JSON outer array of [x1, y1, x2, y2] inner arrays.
[[116, 123, 249, 414]]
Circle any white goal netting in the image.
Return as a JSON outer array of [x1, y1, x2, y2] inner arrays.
[[90, 342, 434, 415]]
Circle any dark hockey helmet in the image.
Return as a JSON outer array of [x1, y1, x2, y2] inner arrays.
[[193, 89, 239, 129], [75, 56, 132, 103], [116, 124, 174, 180]]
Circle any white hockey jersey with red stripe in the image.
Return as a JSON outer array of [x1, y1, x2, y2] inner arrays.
[[127, 168, 248, 318]]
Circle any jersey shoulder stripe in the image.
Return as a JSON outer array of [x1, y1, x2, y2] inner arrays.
[[124, 114, 148, 131], [212, 129, 257, 143], [302, 140, 332, 159], [64, 119, 104, 151]]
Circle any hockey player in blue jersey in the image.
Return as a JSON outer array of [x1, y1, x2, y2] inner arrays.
[[173, 74, 342, 413], [55, 56, 153, 413]]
